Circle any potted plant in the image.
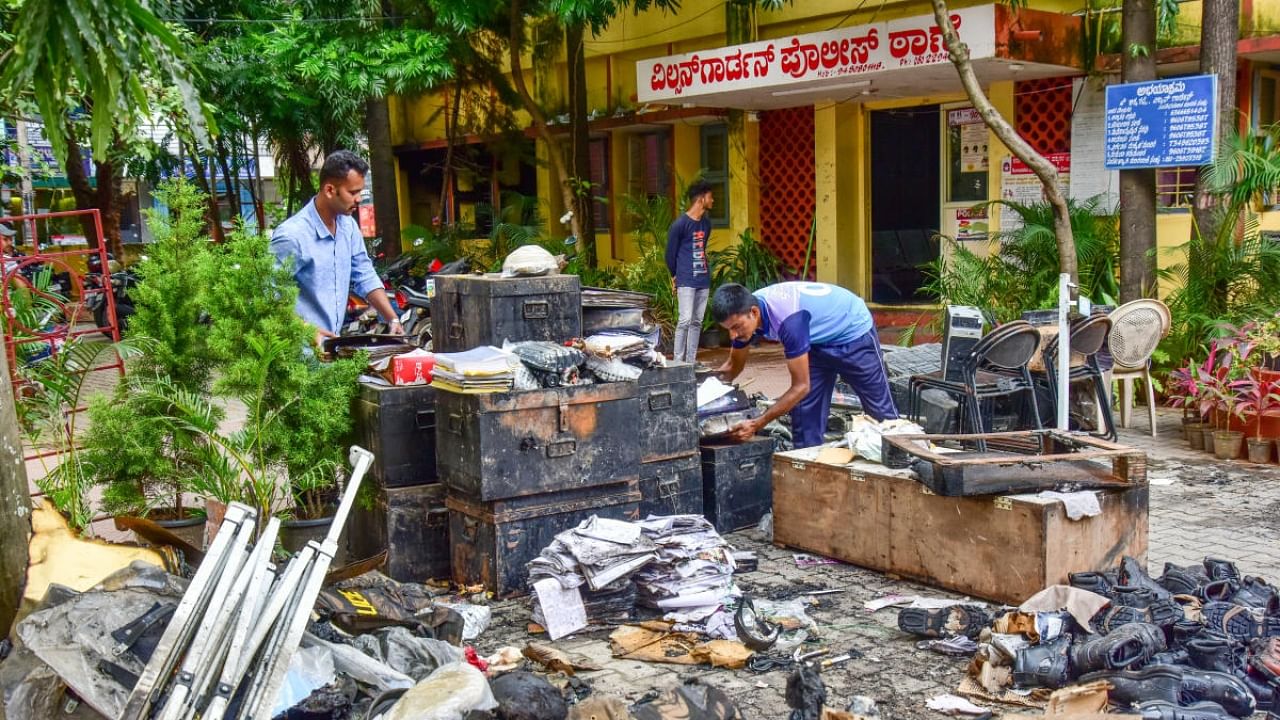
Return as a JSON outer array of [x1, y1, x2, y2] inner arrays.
[[1166, 365, 1201, 444], [1232, 375, 1280, 463], [1192, 358, 1224, 454], [1214, 384, 1247, 461]]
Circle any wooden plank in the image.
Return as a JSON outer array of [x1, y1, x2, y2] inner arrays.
[[1044, 485, 1149, 586]]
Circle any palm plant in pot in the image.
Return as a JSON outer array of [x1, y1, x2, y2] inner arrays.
[[1166, 365, 1201, 443], [1231, 375, 1280, 463], [1192, 354, 1227, 454]]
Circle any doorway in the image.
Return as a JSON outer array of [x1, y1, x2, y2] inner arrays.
[[870, 106, 941, 304]]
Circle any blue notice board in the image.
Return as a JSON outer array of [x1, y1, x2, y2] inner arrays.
[[1104, 74, 1217, 170]]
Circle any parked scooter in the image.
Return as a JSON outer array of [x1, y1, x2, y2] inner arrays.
[[86, 263, 139, 338]]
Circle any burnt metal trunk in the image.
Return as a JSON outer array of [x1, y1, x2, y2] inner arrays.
[[448, 482, 641, 597], [637, 363, 699, 463], [639, 454, 703, 518], [348, 483, 450, 583], [431, 274, 582, 353], [354, 382, 438, 487], [701, 437, 776, 533], [436, 383, 640, 501]]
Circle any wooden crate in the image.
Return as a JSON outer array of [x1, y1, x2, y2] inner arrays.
[[772, 446, 1149, 604], [881, 430, 1147, 497]]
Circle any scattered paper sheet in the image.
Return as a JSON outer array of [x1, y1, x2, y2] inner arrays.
[[533, 578, 588, 640], [578, 516, 643, 545], [696, 376, 735, 407], [1019, 585, 1109, 632], [1036, 490, 1102, 520], [925, 694, 989, 716]]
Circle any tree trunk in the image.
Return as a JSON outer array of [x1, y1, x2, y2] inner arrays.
[[0, 349, 31, 637], [182, 138, 224, 242], [283, 140, 316, 213], [508, 0, 585, 246], [1119, 0, 1158, 301], [930, 0, 1078, 283], [216, 139, 238, 229], [1190, 0, 1240, 248], [94, 158, 123, 258], [365, 96, 403, 259], [62, 125, 101, 248], [566, 21, 596, 267], [439, 83, 464, 225]]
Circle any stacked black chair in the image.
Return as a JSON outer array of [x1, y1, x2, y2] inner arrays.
[[909, 320, 1043, 438], [1038, 313, 1117, 441]]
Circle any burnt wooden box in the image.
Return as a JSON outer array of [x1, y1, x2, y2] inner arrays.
[[701, 437, 776, 533], [638, 454, 702, 518], [447, 482, 641, 597], [772, 446, 1149, 605], [430, 273, 582, 353], [354, 381, 437, 487], [637, 363, 699, 463], [881, 430, 1147, 497], [435, 382, 640, 501], [347, 483, 450, 582]]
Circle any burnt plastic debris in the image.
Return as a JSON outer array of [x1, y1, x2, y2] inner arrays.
[[490, 671, 569, 720], [735, 597, 781, 652], [785, 663, 827, 720], [631, 683, 743, 720]]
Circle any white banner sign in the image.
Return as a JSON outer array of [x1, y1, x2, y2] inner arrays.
[[637, 5, 996, 103]]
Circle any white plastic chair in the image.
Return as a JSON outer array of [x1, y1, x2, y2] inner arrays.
[[1105, 299, 1171, 436]]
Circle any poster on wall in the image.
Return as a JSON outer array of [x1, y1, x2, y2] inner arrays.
[[948, 108, 989, 173], [1000, 153, 1070, 230], [954, 207, 989, 242]]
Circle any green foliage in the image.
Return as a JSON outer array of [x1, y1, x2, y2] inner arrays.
[[710, 228, 786, 291], [0, 0, 213, 172], [920, 196, 1120, 328], [272, 355, 365, 517], [621, 192, 678, 341], [127, 178, 214, 390]]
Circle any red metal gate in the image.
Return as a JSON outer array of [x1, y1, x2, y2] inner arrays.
[[2, 208, 127, 460]]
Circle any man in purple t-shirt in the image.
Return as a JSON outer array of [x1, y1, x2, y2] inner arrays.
[[711, 282, 898, 447]]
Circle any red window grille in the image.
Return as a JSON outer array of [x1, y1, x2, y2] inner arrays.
[[1015, 78, 1074, 156], [759, 108, 817, 278]]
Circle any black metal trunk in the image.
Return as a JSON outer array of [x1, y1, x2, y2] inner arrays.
[[447, 482, 641, 597], [354, 382, 438, 487], [435, 383, 640, 500], [701, 437, 776, 533], [431, 273, 582, 352], [637, 362, 698, 463], [638, 454, 703, 518], [348, 483, 450, 582]]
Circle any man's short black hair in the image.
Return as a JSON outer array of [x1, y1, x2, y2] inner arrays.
[[320, 150, 369, 185], [711, 283, 756, 323], [686, 179, 714, 203]]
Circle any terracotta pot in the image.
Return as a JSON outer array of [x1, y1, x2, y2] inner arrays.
[[204, 499, 228, 548], [1214, 430, 1244, 460], [1247, 438, 1273, 464], [1186, 422, 1205, 449], [1201, 427, 1217, 454]]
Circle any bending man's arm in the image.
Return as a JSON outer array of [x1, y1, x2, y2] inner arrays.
[[728, 352, 810, 442]]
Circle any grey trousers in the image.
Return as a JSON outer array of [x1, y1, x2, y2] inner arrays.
[[674, 286, 709, 364]]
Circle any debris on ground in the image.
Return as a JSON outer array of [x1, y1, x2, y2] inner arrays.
[[521, 643, 601, 676], [609, 622, 752, 669], [632, 682, 743, 720], [379, 662, 497, 720], [489, 670, 569, 720]]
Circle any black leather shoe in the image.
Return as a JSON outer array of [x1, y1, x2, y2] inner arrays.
[[1242, 670, 1279, 713], [1233, 577, 1280, 612], [1172, 619, 1208, 648], [1151, 649, 1192, 666], [1202, 579, 1241, 603], [1072, 570, 1119, 598], [1187, 634, 1247, 674], [1202, 602, 1266, 642], [1205, 558, 1241, 583], [1122, 556, 1174, 600], [1072, 622, 1166, 675], [1139, 700, 1236, 720], [1013, 633, 1073, 689], [1115, 585, 1164, 608], [1081, 664, 1181, 707], [1163, 562, 1212, 596], [1178, 668, 1257, 717], [897, 604, 991, 639]]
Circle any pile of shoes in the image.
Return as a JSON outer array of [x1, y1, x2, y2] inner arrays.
[[897, 555, 1280, 719]]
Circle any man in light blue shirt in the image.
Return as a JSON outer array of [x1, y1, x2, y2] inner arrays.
[[270, 150, 402, 349]]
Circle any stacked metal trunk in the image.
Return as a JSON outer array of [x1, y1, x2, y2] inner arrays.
[[348, 381, 451, 583], [635, 363, 702, 518]]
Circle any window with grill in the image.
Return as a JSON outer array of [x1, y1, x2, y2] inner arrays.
[[588, 137, 610, 231], [626, 130, 672, 200], [1157, 166, 1198, 209], [699, 123, 730, 227]]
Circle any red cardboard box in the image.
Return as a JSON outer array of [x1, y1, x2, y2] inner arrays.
[[385, 349, 434, 386]]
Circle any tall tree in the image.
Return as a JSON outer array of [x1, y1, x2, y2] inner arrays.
[[566, 21, 595, 266], [930, 0, 1077, 282], [1119, 0, 1158, 301], [0, 351, 30, 638], [1190, 0, 1240, 248]]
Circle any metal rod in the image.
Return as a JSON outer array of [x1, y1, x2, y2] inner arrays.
[[1057, 273, 1071, 430]]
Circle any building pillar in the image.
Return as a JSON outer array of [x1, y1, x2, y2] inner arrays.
[[813, 101, 867, 296], [728, 111, 760, 247]]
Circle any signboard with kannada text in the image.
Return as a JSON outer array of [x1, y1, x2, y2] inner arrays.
[[1104, 75, 1217, 170]]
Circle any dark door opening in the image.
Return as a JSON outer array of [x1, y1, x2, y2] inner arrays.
[[870, 106, 941, 304]]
